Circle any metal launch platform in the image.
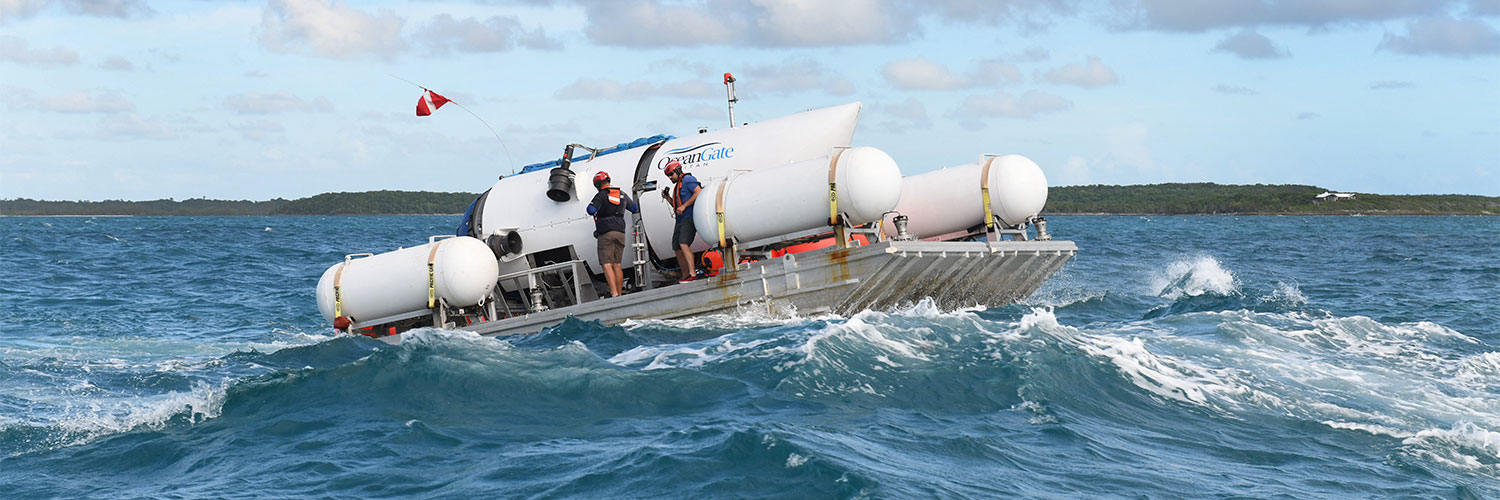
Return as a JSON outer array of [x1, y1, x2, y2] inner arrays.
[[371, 238, 1076, 343]]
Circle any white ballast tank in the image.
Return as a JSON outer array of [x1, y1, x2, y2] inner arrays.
[[882, 154, 1049, 239], [693, 146, 903, 247], [315, 236, 499, 323]]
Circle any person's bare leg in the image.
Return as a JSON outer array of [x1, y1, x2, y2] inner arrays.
[[677, 244, 696, 279], [604, 263, 621, 296], [613, 265, 624, 296]]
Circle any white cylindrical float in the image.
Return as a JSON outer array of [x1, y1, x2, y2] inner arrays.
[[693, 146, 903, 247], [315, 236, 500, 323], [882, 154, 1049, 239]]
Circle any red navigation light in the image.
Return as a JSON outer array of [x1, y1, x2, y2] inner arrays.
[[723, 72, 735, 85]]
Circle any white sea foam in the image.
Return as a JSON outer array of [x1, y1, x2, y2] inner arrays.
[[21, 381, 231, 456], [1011, 308, 1255, 409], [884, 297, 986, 320], [1024, 287, 1107, 309], [1261, 281, 1307, 306], [621, 301, 826, 331], [1320, 420, 1414, 438], [785, 452, 808, 468], [1082, 306, 1500, 478], [1456, 352, 1500, 388], [1402, 421, 1500, 476], [1151, 255, 1238, 299], [608, 335, 775, 370]]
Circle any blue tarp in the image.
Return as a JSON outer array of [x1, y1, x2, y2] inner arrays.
[[518, 135, 675, 174]]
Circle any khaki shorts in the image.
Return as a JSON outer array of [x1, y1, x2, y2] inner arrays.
[[597, 231, 626, 265]]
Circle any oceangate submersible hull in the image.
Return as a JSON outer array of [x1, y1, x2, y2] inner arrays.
[[314, 101, 1078, 344]]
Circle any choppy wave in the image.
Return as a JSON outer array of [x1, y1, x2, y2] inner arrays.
[[2, 215, 1497, 498], [1152, 255, 1240, 299]]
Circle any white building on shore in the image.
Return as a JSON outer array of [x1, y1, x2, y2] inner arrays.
[[1314, 192, 1357, 203]]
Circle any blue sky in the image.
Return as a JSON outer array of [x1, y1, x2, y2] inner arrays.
[[2, 0, 1497, 201]]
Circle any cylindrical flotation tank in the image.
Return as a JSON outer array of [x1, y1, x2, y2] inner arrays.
[[692, 146, 902, 247], [315, 236, 500, 323], [882, 154, 1048, 239]]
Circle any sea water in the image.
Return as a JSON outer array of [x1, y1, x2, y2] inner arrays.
[[0, 215, 1495, 499]]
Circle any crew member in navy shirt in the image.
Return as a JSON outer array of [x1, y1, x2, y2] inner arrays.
[[661, 160, 701, 282], [586, 171, 638, 297]]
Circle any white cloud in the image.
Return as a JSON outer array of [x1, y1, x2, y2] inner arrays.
[[259, 0, 406, 60], [740, 59, 856, 95], [570, 0, 1079, 48], [884, 97, 930, 123], [41, 91, 135, 113], [1114, 0, 1446, 32], [1040, 56, 1118, 88], [1006, 46, 1052, 62], [1378, 15, 1500, 57], [882, 57, 1022, 90], [919, 0, 1076, 27], [745, 0, 912, 46], [224, 91, 335, 114], [97, 113, 174, 140], [973, 60, 1024, 85], [415, 13, 561, 54], [233, 119, 286, 142], [579, 0, 738, 47], [1474, 0, 1500, 16], [1054, 155, 1092, 185], [579, 0, 915, 47], [60, 0, 152, 19], [1212, 84, 1258, 95], [0, 0, 48, 24], [99, 55, 134, 71], [1213, 29, 1289, 59], [951, 90, 1071, 122], [3, 87, 133, 113], [871, 97, 932, 132], [0, 35, 79, 65], [883, 58, 967, 90]]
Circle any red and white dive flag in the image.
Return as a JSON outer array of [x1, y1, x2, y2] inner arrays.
[[416, 89, 451, 116]]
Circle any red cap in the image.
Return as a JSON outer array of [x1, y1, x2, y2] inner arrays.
[[593, 171, 610, 188], [723, 72, 735, 84], [664, 160, 682, 176]]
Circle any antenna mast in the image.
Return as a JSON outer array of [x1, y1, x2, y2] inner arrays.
[[723, 72, 738, 128]]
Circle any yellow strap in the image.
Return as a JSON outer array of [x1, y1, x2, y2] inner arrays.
[[980, 157, 996, 229], [714, 181, 729, 248], [425, 239, 446, 309], [333, 263, 347, 318], [827, 149, 847, 226]]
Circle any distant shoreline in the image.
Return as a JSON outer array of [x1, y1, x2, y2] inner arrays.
[[0, 213, 466, 217], [1047, 212, 1498, 216], [4, 184, 1496, 216], [5, 211, 1488, 217]]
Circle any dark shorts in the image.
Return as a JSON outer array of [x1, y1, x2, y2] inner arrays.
[[597, 231, 626, 265], [673, 217, 697, 247]]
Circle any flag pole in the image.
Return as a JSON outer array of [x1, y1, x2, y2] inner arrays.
[[390, 75, 517, 175]]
